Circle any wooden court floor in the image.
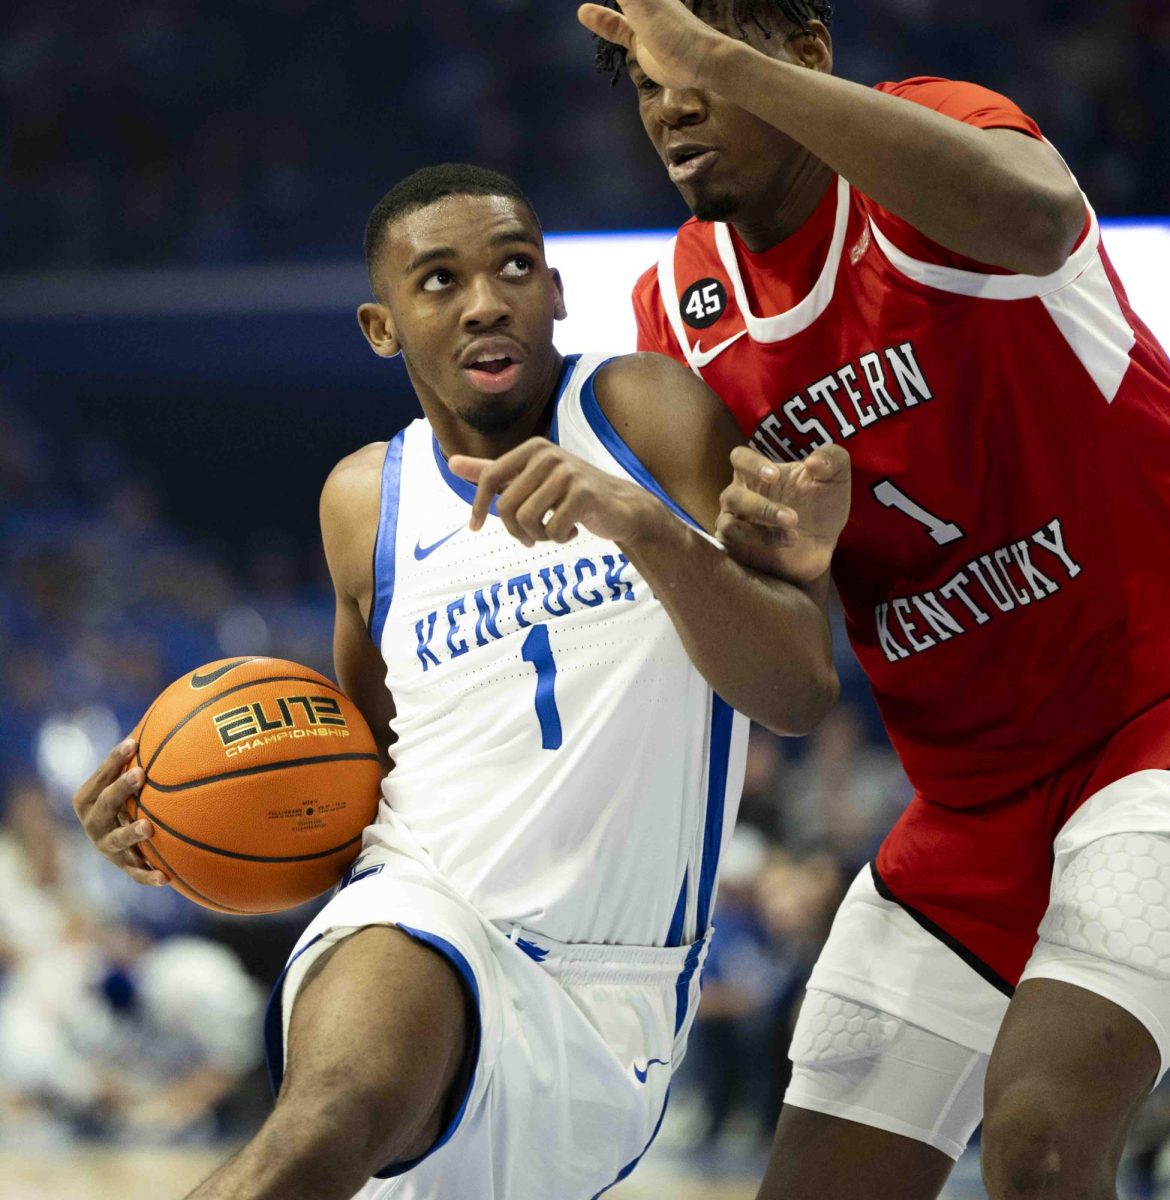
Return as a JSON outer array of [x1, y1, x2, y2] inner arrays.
[[0, 1148, 758, 1199]]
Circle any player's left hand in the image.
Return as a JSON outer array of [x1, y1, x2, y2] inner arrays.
[[717, 444, 851, 585], [450, 439, 657, 548], [577, 0, 724, 93]]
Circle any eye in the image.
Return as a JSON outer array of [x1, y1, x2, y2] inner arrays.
[[637, 76, 660, 95], [501, 255, 533, 279], [422, 269, 454, 293]]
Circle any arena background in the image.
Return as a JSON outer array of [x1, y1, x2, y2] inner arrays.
[[2, 2, 1169, 1196]]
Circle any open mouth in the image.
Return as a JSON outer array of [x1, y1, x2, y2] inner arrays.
[[468, 354, 514, 375], [463, 354, 522, 394], [667, 146, 718, 183]]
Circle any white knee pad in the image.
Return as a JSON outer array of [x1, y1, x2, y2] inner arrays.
[[785, 990, 988, 1161], [1023, 831, 1170, 1079], [1035, 832, 1170, 977]]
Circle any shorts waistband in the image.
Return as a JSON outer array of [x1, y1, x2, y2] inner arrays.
[[492, 922, 711, 987]]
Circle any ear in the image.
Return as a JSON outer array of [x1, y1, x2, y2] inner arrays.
[[550, 268, 568, 322], [357, 302, 401, 358], [790, 21, 832, 74]]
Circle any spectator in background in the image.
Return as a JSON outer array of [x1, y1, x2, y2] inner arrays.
[[1, 0, 1166, 271], [0, 778, 265, 1146]]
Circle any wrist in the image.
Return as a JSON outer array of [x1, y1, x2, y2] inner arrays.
[[692, 26, 741, 90], [617, 490, 677, 556]]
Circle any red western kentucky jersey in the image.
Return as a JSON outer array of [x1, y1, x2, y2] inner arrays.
[[636, 78, 1170, 810]]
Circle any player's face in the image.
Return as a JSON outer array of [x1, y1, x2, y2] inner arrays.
[[367, 195, 566, 438], [629, 10, 830, 226]]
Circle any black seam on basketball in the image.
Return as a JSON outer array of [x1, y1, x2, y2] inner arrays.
[[134, 692, 166, 773], [136, 793, 365, 863], [140, 833, 262, 915], [146, 751, 381, 793], [869, 862, 1016, 998], [144, 673, 347, 775]]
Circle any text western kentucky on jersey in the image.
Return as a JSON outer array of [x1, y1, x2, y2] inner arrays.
[[635, 77, 1170, 820]]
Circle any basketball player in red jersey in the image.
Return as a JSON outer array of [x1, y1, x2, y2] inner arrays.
[[581, 2, 1170, 1197]]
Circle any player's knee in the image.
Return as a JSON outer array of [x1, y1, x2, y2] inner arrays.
[[981, 1086, 1110, 1198]]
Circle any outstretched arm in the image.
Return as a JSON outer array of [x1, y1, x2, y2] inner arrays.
[[580, 0, 1085, 274], [451, 354, 843, 736]]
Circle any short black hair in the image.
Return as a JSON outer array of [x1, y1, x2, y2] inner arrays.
[[363, 163, 540, 287], [593, 0, 833, 82]]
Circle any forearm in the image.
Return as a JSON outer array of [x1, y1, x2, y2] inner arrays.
[[703, 40, 1079, 272], [621, 504, 838, 736]]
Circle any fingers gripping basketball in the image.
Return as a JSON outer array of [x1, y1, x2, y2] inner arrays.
[[126, 657, 382, 914]]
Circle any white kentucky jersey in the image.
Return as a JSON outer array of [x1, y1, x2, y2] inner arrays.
[[364, 353, 748, 949]]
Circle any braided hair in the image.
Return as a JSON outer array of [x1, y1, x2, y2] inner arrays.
[[593, 0, 833, 82]]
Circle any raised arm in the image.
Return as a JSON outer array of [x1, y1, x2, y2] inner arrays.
[[580, 0, 1085, 274], [451, 354, 844, 736]]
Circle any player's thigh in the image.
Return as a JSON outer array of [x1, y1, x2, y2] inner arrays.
[[756, 990, 985, 1200], [281, 925, 473, 1167]]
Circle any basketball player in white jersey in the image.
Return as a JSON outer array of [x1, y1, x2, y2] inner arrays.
[[71, 163, 847, 1200]]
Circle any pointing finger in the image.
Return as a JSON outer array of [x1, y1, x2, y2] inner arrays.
[[447, 455, 487, 484]]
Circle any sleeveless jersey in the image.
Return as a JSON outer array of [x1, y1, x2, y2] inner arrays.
[[363, 354, 748, 948], [635, 79, 1170, 809]]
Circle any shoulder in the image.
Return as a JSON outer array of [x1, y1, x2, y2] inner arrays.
[[593, 352, 741, 462], [595, 351, 720, 418], [874, 76, 1042, 138], [321, 441, 387, 524], [320, 441, 390, 597], [589, 353, 741, 531]]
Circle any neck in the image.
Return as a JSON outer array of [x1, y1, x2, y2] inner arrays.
[[731, 154, 836, 253], [423, 352, 565, 460]]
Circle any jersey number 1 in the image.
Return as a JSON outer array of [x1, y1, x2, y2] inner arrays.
[[521, 625, 563, 751], [871, 479, 965, 546]]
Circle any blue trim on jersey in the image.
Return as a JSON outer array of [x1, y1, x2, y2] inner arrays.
[[665, 869, 688, 948], [369, 431, 406, 647], [695, 695, 734, 932], [578, 364, 702, 531], [264, 933, 325, 1097], [591, 1088, 672, 1198], [430, 354, 580, 508], [374, 924, 483, 1179], [673, 938, 705, 1035]]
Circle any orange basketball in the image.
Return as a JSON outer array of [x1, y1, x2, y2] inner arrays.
[[126, 657, 382, 914]]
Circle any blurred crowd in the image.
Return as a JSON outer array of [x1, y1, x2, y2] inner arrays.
[[3, 0, 1169, 273], [0, 377, 912, 1156], [0, 384, 333, 1146]]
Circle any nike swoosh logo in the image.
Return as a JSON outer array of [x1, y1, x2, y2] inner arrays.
[[633, 1058, 670, 1084], [691, 329, 747, 368], [414, 528, 461, 561], [190, 659, 253, 689]]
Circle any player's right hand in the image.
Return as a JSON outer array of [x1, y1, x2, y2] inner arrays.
[[71, 738, 169, 886]]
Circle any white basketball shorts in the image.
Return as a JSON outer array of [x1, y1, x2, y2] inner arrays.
[[266, 832, 708, 1200], [785, 769, 1170, 1158]]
